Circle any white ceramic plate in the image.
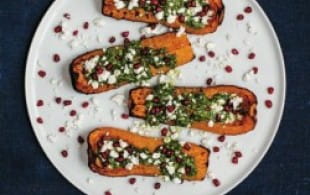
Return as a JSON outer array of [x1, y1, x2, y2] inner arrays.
[[25, 0, 286, 194]]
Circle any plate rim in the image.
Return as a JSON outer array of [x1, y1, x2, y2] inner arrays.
[[24, 0, 287, 194]]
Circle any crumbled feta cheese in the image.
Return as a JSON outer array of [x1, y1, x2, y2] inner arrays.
[[146, 94, 154, 100], [140, 153, 148, 159], [119, 139, 128, 148], [205, 42, 216, 51], [173, 178, 182, 184], [166, 165, 175, 175], [134, 66, 144, 74], [111, 94, 126, 106], [84, 56, 100, 72], [155, 11, 164, 20], [230, 96, 243, 110], [47, 134, 57, 143], [176, 26, 186, 37], [93, 17, 105, 27], [114, 0, 126, 9], [167, 15, 177, 23], [98, 70, 111, 82], [110, 150, 119, 158], [91, 81, 99, 89], [126, 163, 134, 170], [152, 153, 160, 159], [128, 0, 139, 10], [208, 120, 214, 127], [108, 75, 117, 84]]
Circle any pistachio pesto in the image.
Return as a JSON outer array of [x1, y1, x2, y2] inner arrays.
[[145, 84, 245, 126], [97, 128, 196, 183], [83, 40, 176, 88], [113, 0, 215, 28]]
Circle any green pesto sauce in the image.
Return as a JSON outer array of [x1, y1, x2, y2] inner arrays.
[[84, 40, 176, 86], [145, 84, 245, 126]]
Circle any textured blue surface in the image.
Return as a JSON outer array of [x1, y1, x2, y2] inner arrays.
[[0, 0, 309, 194]]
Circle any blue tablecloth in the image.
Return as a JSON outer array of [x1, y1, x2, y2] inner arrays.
[[0, 0, 309, 194]]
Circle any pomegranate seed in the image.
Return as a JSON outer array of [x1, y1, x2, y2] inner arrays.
[[252, 66, 258, 74], [54, 25, 62, 33], [207, 51, 215, 58], [109, 36, 116, 43], [38, 70, 46, 78], [61, 150, 68, 158], [55, 97, 62, 104], [72, 30, 79, 36], [151, 0, 158, 5], [36, 117, 43, 124], [244, 6, 252, 13], [178, 15, 185, 22], [248, 52, 256, 59], [70, 110, 77, 116], [206, 78, 213, 85], [183, 143, 191, 150], [225, 65, 233, 73], [232, 156, 238, 164], [121, 113, 129, 119], [59, 127, 65, 132], [236, 14, 244, 20], [63, 100, 72, 106], [121, 31, 129, 37], [217, 135, 225, 142], [161, 128, 169, 136], [234, 151, 242, 158], [265, 100, 273, 108], [267, 87, 274, 94], [105, 191, 112, 195], [212, 178, 221, 187], [77, 136, 85, 144], [81, 101, 89, 108], [166, 105, 175, 112], [53, 54, 60, 62], [199, 55, 206, 62], [231, 48, 239, 55], [128, 177, 136, 184], [63, 13, 71, 19], [154, 182, 161, 189], [213, 146, 220, 152], [133, 63, 141, 69], [83, 22, 89, 29], [36, 100, 44, 107]]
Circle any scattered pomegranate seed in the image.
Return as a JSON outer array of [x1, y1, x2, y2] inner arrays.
[[199, 55, 206, 62], [252, 66, 258, 74], [133, 63, 141, 69], [267, 87, 274, 94], [61, 150, 68, 158], [81, 101, 89, 108], [231, 48, 239, 55], [83, 21, 89, 29], [161, 128, 169, 136], [232, 156, 238, 164], [212, 178, 221, 187], [236, 14, 244, 20], [225, 65, 233, 73], [212, 146, 220, 152], [59, 127, 65, 132], [128, 177, 136, 185], [38, 70, 46, 78], [63, 100, 72, 106], [244, 6, 253, 13], [183, 143, 191, 150], [36, 100, 44, 107], [248, 52, 256, 59], [121, 31, 129, 37], [36, 117, 43, 124], [104, 191, 112, 195], [234, 151, 242, 158], [53, 54, 60, 62], [166, 105, 175, 112], [72, 30, 79, 36], [63, 13, 71, 19], [70, 110, 77, 117], [217, 135, 225, 142], [207, 51, 215, 58], [265, 100, 273, 108], [206, 78, 213, 85], [77, 136, 85, 144], [55, 97, 62, 104], [54, 25, 62, 33], [154, 182, 161, 190], [109, 36, 116, 43], [121, 113, 129, 119]]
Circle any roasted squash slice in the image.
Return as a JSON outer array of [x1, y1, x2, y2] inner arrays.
[[70, 32, 194, 94], [102, 0, 225, 34], [128, 85, 257, 135], [88, 127, 209, 180]]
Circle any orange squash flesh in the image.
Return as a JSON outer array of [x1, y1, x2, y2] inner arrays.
[[128, 85, 258, 135], [70, 32, 194, 94], [88, 127, 209, 180], [102, 0, 225, 34]]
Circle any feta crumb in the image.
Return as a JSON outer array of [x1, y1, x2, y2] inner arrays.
[[111, 94, 126, 106], [47, 134, 57, 143], [93, 17, 105, 27], [176, 26, 186, 37], [205, 42, 216, 51]]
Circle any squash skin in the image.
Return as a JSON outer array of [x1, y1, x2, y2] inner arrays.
[[102, 0, 225, 34], [88, 127, 210, 180], [70, 32, 194, 94], [128, 85, 258, 135]]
